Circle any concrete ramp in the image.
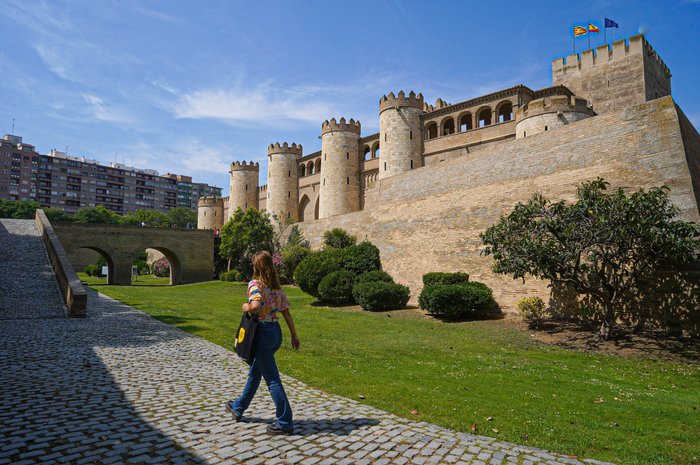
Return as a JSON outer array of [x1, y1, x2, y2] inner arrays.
[[0, 219, 65, 319]]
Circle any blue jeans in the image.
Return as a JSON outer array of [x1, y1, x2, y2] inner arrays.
[[231, 321, 293, 429]]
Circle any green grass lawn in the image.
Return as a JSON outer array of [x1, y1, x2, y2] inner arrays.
[[78, 274, 700, 465]]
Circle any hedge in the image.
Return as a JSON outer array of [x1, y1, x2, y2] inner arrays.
[[318, 270, 357, 305], [418, 282, 494, 320], [220, 270, 244, 282], [342, 241, 381, 276], [355, 270, 394, 285], [294, 248, 344, 298], [352, 281, 410, 311], [422, 272, 469, 287]]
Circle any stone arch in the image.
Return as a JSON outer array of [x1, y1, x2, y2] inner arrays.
[[315, 159, 321, 173], [458, 112, 473, 132], [298, 194, 312, 222], [371, 142, 380, 158], [307, 161, 315, 175], [477, 106, 493, 128], [314, 196, 320, 220], [441, 116, 455, 136], [363, 146, 371, 161], [299, 164, 306, 177], [496, 101, 513, 123], [425, 122, 438, 140], [77, 246, 116, 285], [143, 246, 182, 286]]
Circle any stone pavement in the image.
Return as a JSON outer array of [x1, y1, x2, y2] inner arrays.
[[0, 288, 616, 465], [0, 219, 65, 319]]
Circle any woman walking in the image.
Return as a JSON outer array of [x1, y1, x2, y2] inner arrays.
[[225, 251, 300, 435]]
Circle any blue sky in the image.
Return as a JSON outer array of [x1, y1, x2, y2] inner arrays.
[[1, 0, 698, 194]]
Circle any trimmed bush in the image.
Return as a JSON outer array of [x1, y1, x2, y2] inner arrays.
[[318, 270, 357, 305], [83, 264, 99, 277], [281, 245, 310, 283], [294, 248, 344, 298], [353, 281, 410, 311], [422, 272, 469, 287], [517, 297, 546, 327], [220, 270, 244, 282], [323, 228, 356, 249], [153, 257, 170, 277], [418, 282, 494, 320], [342, 241, 381, 276], [133, 259, 150, 275], [355, 270, 394, 285]]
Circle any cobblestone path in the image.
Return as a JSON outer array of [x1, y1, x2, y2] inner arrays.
[[0, 219, 65, 319], [0, 286, 616, 465]]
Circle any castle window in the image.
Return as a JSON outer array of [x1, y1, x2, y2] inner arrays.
[[523, 131, 526, 137], [287, 212, 290, 218], [459, 113, 473, 132], [288, 191, 290, 198], [288, 170, 291, 177], [300, 165, 306, 177], [203, 211, 206, 216], [384, 134, 387, 142], [346, 177, 349, 185], [324, 153, 326, 161], [346, 152, 349, 159], [384, 162, 387, 171], [323, 178, 325, 185], [214, 211, 217, 216], [372, 142, 380, 159], [245, 184, 248, 190], [477, 108, 492, 128], [410, 130, 413, 140], [544, 126, 548, 131], [245, 202, 247, 208], [315, 159, 321, 173], [497, 102, 513, 123], [425, 122, 438, 140], [441, 117, 455, 136], [410, 160, 413, 169], [364, 146, 371, 161]]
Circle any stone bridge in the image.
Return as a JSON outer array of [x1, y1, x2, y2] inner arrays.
[[52, 222, 215, 285]]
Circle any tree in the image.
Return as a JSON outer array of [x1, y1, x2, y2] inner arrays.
[[43, 207, 72, 222], [166, 207, 197, 229], [285, 225, 309, 248], [72, 205, 122, 224], [0, 199, 40, 219], [480, 178, 700, 339], [219, 207, 275, 275], [122, 209, 169, 227], [323, 227, 356, 249]]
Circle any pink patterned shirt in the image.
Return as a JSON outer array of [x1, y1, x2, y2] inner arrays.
[[247, 279, 290, 322]]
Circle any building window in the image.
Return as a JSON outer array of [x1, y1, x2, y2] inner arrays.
[[384, 162, 387, 171], [346, 177, 349, 184]]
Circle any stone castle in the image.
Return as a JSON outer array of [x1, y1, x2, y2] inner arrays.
[[198, 35, 700, 310]]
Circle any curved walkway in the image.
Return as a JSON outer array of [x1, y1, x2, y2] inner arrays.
[[0, 289, 615, 465]]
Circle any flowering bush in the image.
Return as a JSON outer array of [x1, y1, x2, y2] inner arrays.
[[153, 257, 170, 277]]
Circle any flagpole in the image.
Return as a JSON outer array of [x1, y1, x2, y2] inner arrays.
[[604, 19, 607, 44], [587, 20, 591, 49]]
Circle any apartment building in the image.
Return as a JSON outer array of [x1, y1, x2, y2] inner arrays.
[[1, 134, 221, 215]]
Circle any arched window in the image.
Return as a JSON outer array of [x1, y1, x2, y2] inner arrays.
[[458, 113, 472, 132], [497, 102, 513, 123], [364, 146, 371, 161], [307, 161, 314, 175], [477, 107, 492, 128], [425, 122, 438, 140], [441, 117, 455, 136], [315, 159, 321, 173], [372, 142, 380, 159], [300, 164, 306, 177]]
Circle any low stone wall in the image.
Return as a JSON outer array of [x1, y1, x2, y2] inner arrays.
[[34, 210, 87, 317]]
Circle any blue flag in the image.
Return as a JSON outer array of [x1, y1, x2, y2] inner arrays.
[[605, 18, 619, 28]]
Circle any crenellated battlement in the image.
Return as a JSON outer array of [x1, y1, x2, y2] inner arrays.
[[258, 184, 268, 192], [230, 161, 260, 172], [268, 142, 303, 156], [197, 195, 223, 207], [379, 91, 424, 113], [321, 117, 361, 135], [516, 95, 592, 121], [552, 34, 670, 78]]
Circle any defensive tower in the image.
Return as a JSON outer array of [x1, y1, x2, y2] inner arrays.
[[515, 93, 595, 139], [552, 34, 671, 114], [197, 196, 224, 230], [379, 91, 424, 180], [318, 118, 361, 219], [266, 142, 302, 222], [228, 161, 259, 218]]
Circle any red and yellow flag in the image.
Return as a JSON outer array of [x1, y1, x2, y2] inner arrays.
[[588, 23, 600, 33], [573, 26, 587, 37]]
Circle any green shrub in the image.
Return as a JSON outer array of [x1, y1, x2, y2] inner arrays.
[[318, 270, 357, 305], [517, 297, 546, 327], [418, 282, 494, 320], [353, 281, 410, 311], [355, 270, 394, 285], [323, 227, 356, 249], [220, 270, 244, 282], [281, 245, 310, 283], [342, 241, 381, 276], [422, 272, 469, 287], [294, 248, 344, 298], [83, 264, 99, 277], [133, 259, 150, 275]]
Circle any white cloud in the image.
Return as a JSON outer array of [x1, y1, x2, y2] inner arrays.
[[82, 93, 135, 124]]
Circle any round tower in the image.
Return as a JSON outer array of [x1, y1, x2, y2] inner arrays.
[[197, 196, 224, 230], [228, 161, 259, 219], [378, 91, 424, 180], [515, 94, 595, 139], [318, 118, 361, 219], [266, 142, 302, 222]]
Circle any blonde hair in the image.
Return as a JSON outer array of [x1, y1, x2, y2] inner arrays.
[[251, 251, 281, 290]]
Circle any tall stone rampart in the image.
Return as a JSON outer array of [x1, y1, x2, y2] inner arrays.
[[267, 143, 302, 222], [297, 97, 700, 310], [318, 118, 361, 218], [229, 161, 259, 217]]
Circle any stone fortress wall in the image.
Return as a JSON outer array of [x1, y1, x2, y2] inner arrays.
[[199, 34, 700, 309]]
